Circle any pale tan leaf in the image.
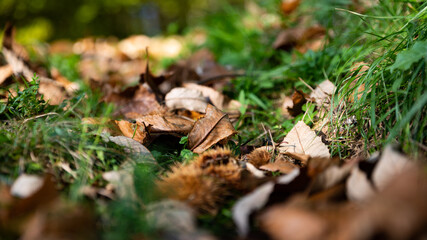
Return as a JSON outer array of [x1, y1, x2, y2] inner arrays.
[[11, 174, 44, 198], [346, 166, 375, 202], [279, 121, 330, 158], [165, 87, 208, 112], [309, 80, 336, 106], [372, 145, 413, 190], [183, 83, 224, 110]]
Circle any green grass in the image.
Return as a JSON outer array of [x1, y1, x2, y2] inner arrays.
[[0, 0, 426, 239]]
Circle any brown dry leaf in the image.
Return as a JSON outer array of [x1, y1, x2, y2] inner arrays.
[[310, 80, 335, 106], [135, 113, 194, 135], [1, 175, 58, 226], [50, 68, 79, 94], [282, 89, 307, 117], [273, 26, 325, 51], [2, 24, 68, 105], [103, 84, 160, 117], [232, 169, 301, 237], [167, 49, 233, 89], [281, 0, 301, 14], [165, 87, 208, 113], [259, 205, 328, 240], [115, 120, 148, 143], [279, 121, 330, 158], [21, 201, 97, 240], [335, 165, 427, 240], [0, 64, 13, 85], [311, 163, 353, 192], [188, 104, 236, 153], [348, 62, 369, 102]]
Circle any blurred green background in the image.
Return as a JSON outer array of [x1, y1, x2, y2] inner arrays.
[[0, 0, 244, 44]]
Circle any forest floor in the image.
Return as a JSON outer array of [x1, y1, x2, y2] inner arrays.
[[0, 1, 426, 239]]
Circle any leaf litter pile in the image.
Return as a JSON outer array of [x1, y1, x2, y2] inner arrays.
[[1, 1, 427, 240]]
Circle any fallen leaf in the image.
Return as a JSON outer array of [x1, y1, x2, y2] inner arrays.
[[165, 87, 208, 112], [281, 0, 301, 14], [103, 168, 136, 199], [21, 201, 97, 240], [146, 199, 196, 234], [10, 174, 44, 198], [282, 89, 307, 117], [232, 169, 301, 237], [372, 145, 413, 190], [279, 121, 330, 158], [336, 165, 427, 240], [273, 26, 325, 51], [2, 24, 68, 105], [309, 80, 335, 106], [103, 84, 161, 117], [259, 205, 328, 240], [0, 64, 12, 85], [115, 120, 148, 143], [346, 166, 375, 202], [108, 136, 156, 164], [188, 104, 236, 153], [135, 113, 194, 135]]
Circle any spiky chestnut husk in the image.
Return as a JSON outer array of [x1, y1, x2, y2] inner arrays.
[[245, 147, 273, 167], [156, 163, 226, 214], [203, 163, 242, 190], [193, 147, 235, 169]]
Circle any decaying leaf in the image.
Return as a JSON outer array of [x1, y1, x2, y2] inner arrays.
[[273, 26, 325, 51], [281, 0, 301, 14], [2, 24, 68, 105], [279, 121, 330, 158], [0, 64, 13, 85], [165, 87, 208, 113], [146, 199, 196, 234], [21, 201, 97, 240], [309, 80, 335, 106], [188, 104, 236, 153], [336, 166, 427, 240], [115, 120, 148, 143], [232, 169, 301, 237], [346, 166, 375, 202], [372, 145, 413, 190], [103, 84, 161, 117], [103, 168, 136, 200], [259, 205, 328, 240], [108, 136, 156, 164], [281, 89, 307, 117], [135, 113, 194, 135]]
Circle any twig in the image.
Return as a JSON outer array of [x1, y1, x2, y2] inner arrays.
[[22, 112, 59, 124]]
